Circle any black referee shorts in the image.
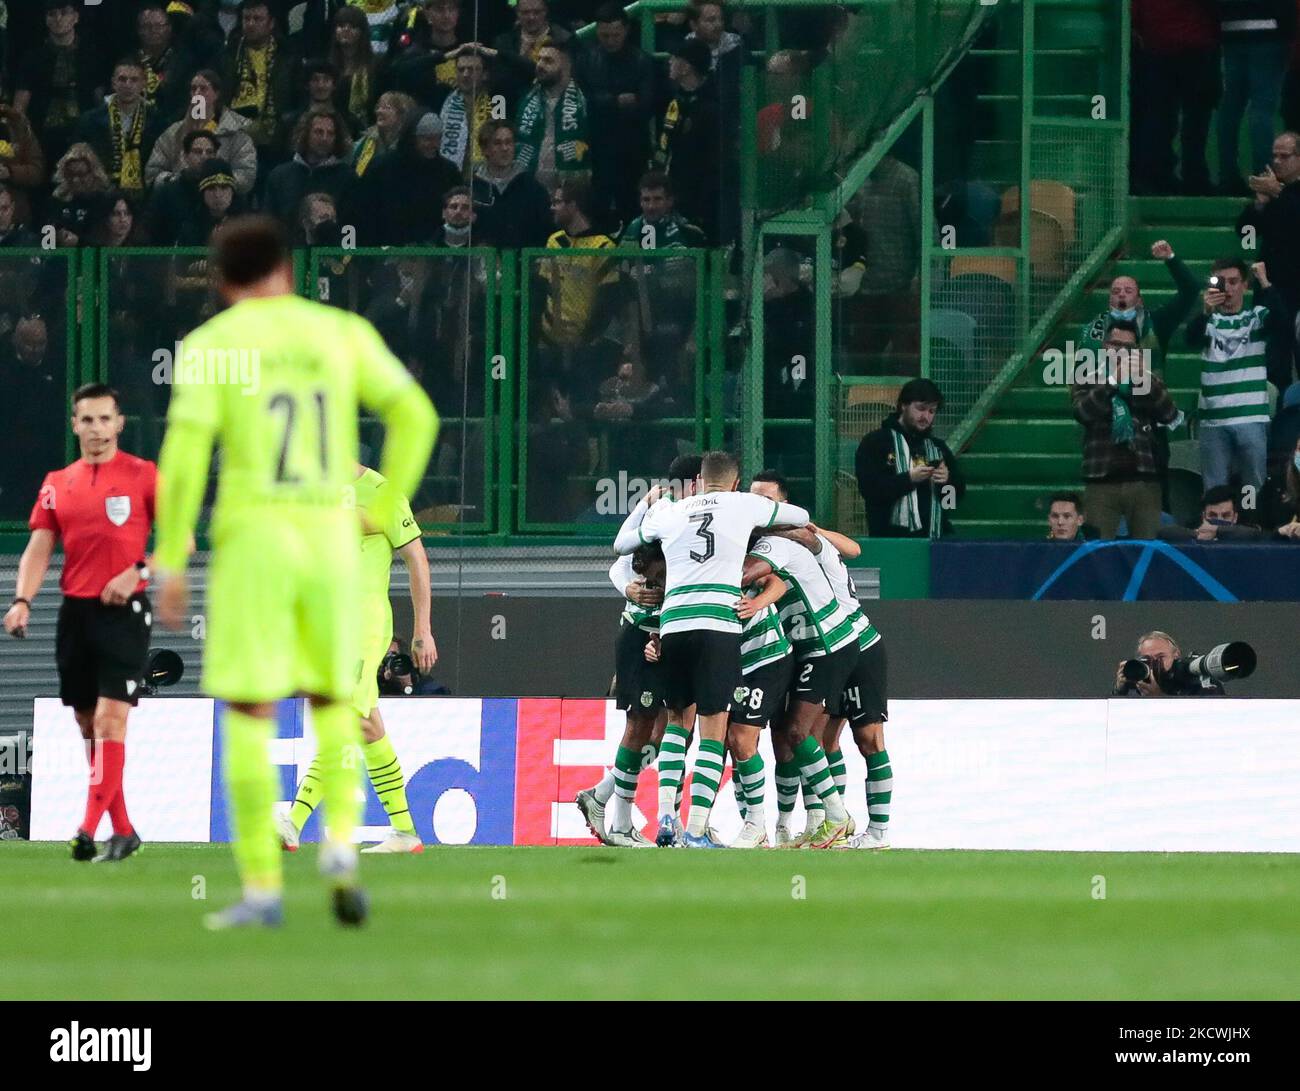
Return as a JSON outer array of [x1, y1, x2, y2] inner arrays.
[[56, 593, 152, 710], [661, 629, 741, 717], [841, 638, 888, 729]]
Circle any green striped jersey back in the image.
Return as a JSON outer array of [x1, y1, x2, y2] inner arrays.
[[748, 535, 858, 657], [740, 602, 791, 673], [639, 491, 786, 635], [811, 533, 881, 651], [1199, 306, 1271, 427]]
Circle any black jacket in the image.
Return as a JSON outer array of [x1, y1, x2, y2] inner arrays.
[[653, 75, 723, 243], [855, 413, 965, 538], [263, 154, 354, 235], [1237, 186, 1300, 311], [471, 166, 553, 249]]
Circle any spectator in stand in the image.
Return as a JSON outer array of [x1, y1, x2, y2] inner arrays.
[[1130, 0, 1220, 195], [761, 247, 815, 419], [1261, 432, 1300, 534], [88, 192, 147, 247], [431, 184, 483, 245], [1237, 130, 1300, 387], [576, 3, 656, 225], [146, 69, 258, 196], [1159, 484, 1264, 539], [1072, 318, 1179, 539], [49, 143, 112, 247], [330, 4, 378, 136], [297, 190, 341, 246], [686, 1, 744, 67], [1078, 239, 1200, 506], [618, 170, 707, 250], [379, 0, 465, 110], [856, 377, 965, 539], [1216, 0, 1296, 194], [653, 39, 722, 243], [176, 157, 244, 245], [263, 106, 354, 232], [305, 0, 400, 59], [365, 111, 460, 243], [493, 0, 573, 105], [0, 314, 64, 521], [1268, 379, 1300, 474], [1187, 258, 1281, 493], [351, 89, 418, 176], [439, 48, 495, 178], [0, 105, 46, 230], [514, 44, 590, 196], [471, 119, 552, 247], [1046, 491, 1091, 541], [133, 1, 198, 121], [145, 129, 219, 244], [536, 177, 619, 404], [284, 59, 342, 139], [0, 185, 38, 248], [849, 154, 922, 371], [74, 58, 164, 205], [223, 0, 298, 170], [13, 1, 103, 170], [617, 171, 703, 384]]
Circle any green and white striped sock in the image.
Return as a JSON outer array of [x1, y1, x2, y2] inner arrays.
[[656, 722, 690, 818], [827, 749, 847, 796], [608, 745, 642, 833], [800, 771, 824, 832], [867, 750, 893, 833], [736, 753, 766, 826], [686, 738, 726, 836], [774, 761, 800, 829], [732, 769, 748, 821], [794, 735, 846, 822]]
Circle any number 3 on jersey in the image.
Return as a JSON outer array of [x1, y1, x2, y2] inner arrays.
[[689, 512, 715, 562], [268, 389, 328, 483]]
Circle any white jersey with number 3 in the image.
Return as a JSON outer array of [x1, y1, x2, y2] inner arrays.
[[627, 491, 809, 636]]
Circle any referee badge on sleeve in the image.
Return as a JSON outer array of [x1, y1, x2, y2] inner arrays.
[[105, 495, 132, 526]]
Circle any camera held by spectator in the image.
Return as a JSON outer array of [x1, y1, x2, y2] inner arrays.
[[1113, 630, 1255, 697]]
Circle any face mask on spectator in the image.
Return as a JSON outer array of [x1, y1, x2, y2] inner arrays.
[[1110, 307, 1138, 322], [1294, 452, 1300, 473]]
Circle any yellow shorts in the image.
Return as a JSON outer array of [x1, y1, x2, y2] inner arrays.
[[202, 510, 360, 703], [351, 604, 394, 717]]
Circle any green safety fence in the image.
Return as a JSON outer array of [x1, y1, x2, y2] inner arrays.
[[306, 247, 504, 535], [516, 245, 719, 533]]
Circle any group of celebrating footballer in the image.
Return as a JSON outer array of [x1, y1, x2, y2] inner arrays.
[[576, 450, 894, 851]]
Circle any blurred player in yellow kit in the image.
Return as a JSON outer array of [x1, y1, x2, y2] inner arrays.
[[276, 464, 437, 855], [151, 217, 437, 929]]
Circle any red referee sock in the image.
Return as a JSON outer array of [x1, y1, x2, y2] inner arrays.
[[81, 740, 128, 839]]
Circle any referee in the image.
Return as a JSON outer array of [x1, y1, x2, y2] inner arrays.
[[4, 383, 156, 863]]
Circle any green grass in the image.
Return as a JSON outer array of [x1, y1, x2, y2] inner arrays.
[[2, 844, 1298, 999]]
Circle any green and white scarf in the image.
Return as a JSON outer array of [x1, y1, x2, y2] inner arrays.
[[890, 428, 944, 538], [514, 80, 588, 175]]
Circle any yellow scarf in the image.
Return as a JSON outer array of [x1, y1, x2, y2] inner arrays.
[[109, 99, 146, 194]]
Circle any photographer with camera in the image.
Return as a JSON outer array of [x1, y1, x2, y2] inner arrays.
[[378, 635, 447, 697], [1112, 630, 1256, 697]]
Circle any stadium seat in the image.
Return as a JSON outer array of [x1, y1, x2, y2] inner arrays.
[[947, 255, 1017, 285], [1000, 180, 1078, 244], [934, 272, 1017, 364], [992, 208, 1067, 280]]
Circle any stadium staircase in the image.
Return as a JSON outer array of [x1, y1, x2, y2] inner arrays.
[[954, 196, 1245, 538]]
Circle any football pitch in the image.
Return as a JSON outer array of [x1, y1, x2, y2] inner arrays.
[[3, 844, 1297, 1000]]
